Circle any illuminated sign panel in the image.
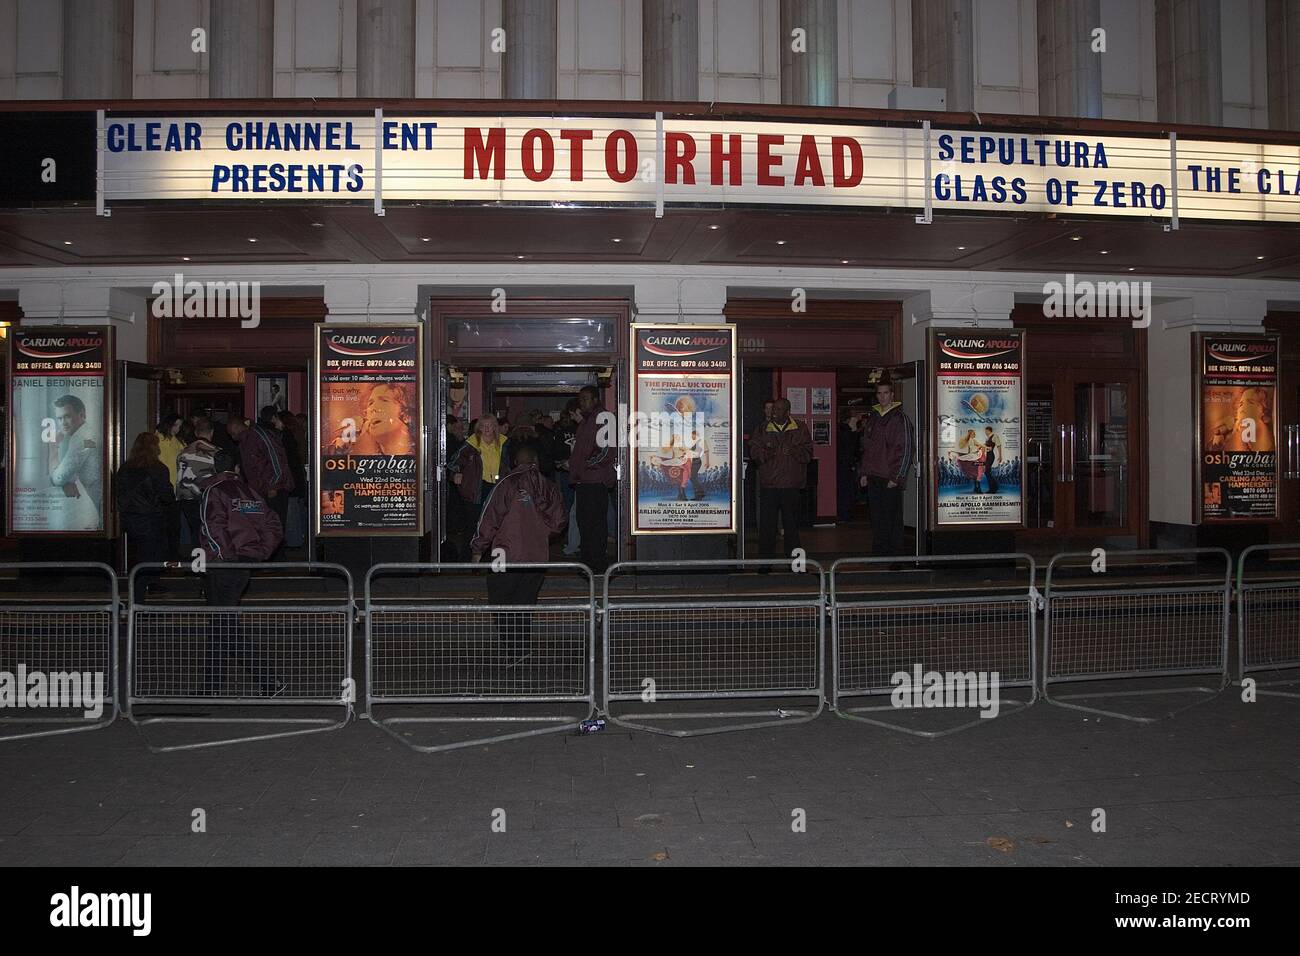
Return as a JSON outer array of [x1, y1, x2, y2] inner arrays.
[[101, 115, 1300, 223]]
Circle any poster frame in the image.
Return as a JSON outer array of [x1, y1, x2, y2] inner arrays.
[[629, 322, 738, 536], [6, 324, 116, 538], [1192, 331, 1280, 524], [927, 327, 1027, 530], [313, 323, 425, 538]]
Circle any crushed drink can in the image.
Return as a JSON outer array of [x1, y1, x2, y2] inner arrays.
[[578, 718, 606, 734]]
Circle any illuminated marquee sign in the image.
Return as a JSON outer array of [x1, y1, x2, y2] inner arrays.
[[102, 115, 1300, 223]]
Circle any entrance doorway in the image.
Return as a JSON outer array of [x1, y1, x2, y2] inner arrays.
[[1015, 310, 1147, 550], [438, 363, 622, 564], [429, 298, 630, 566]]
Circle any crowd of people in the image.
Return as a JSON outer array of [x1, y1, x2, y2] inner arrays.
[[115, 404, 308, 578], [444, 384, 616, 574]]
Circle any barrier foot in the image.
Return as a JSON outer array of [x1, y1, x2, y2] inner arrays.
[[1043, 684, 1224, 723], [603, 700, 824, 737], [127, 710, 351, 753], [0, 714, 117, 744], [832, 696, 1032, 738], [368, 710, 594, 753]]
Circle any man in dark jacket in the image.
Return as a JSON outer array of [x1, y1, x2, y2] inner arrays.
[[471, 446, 569, 666], [858, 377, 915, 557], [748, 398, 813, 560], [227, 417, 294, 559], [198, 450, 284, 696], [567, 385, 616, 574]]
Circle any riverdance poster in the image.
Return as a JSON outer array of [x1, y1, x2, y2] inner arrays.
[[630, 325, 737, 534], [930, 329, 1024, 527], [7, 327, 113, 536], [1196, 334, 1278, 521], [315, 326, 423, 535]]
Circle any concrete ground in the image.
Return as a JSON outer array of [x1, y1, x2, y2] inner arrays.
[[1, 687, 1297, 867]]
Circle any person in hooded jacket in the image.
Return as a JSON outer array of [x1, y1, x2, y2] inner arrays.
[[197, 450, 284, 697], [470, 446, 569, 667]]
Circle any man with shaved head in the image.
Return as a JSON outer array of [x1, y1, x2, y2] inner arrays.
[[748, 397, 812, 560]]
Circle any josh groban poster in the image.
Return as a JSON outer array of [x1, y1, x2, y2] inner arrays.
[[930, 329, 1025, 527], [1197, 333, 1279, 521], [7, 327, 113, 535], [315, 326, 423, 535], [630, 325, 737, 534]]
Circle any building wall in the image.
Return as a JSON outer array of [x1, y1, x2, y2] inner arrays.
[[0, 0, 64, 99], [0, 0, 1277, 128], [272, 0, 357, 97], [1220, 0, 1268, 128], [972, 0, 1038, 114], [837, 0, 911, 108], [420, 0, 502, 99], [1100, 0, 1158, 121]]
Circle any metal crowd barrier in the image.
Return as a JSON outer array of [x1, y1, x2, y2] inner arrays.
[[126, 562, 354, 752], [365, 562, 596, 753], [829, 554, 1038, 738], [0, 563, 120, 743], [1043, 548, 1231, 722], [1237, 543, 1300, 698], [602, 559, 825, 736]]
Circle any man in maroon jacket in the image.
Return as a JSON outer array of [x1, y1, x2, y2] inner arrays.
[[749, 397, 813, 560], [472, 446, 569, 667], [567, 385, 616, 574], [858, 376, 915, 557], [198, 451, 284, 696], [227, 417, 295, 559]]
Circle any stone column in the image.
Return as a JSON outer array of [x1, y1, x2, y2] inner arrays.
[[642, 0, 699, 101], [502, 0, 557, 99], [1037, 0, 1103, 118], [62, 0, 133, 99], [1155, 0, 1223, 125], [779, 0, 838, 106], [210, 0, 274, 98], [911, 0, 975, 111], [357, 0, 416, 97], [1266, 0, 1300, 129]]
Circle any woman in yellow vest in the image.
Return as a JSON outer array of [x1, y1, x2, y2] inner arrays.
[[154, 411, 186, 558]]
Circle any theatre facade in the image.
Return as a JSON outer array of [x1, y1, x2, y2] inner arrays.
[[1, 97, 1299, 568]]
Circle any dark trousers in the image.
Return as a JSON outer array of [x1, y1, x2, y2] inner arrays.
[[265, 491, 289, 560], [486, 570, 545, 659], [202, 569, 274, 695], [758, 487, 801, 559], [122, 512, 168, 568], [866, 477, 905, 557], [984, 453, 999, 493], [575, 483, 610, 573], [163, 503, 181, 560], [180, 499, 202, 553], [837, 462, 857, 521]]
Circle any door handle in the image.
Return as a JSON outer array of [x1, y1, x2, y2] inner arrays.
[[1057, 425, 1067, 483], [1065, 424, 1077, 482], [1289, 424, 1299, 480]]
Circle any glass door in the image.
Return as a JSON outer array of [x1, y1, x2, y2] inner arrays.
[[1021, 369, 1141, 544]]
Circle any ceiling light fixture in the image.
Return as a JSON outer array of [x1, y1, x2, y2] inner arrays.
[[248, 238, 258, 243], [63, 240, 73, 246], [1071, 235, 1082, 241]]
